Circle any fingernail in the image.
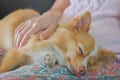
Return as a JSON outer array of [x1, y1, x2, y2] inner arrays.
[[40, 34, 46, 40], [39, 36, 44, 40]]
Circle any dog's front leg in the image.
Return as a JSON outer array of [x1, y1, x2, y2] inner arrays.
[[0, 49, 27, 73]]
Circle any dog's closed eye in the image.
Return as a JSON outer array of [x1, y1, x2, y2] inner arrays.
[[77, 47, 83, 56]]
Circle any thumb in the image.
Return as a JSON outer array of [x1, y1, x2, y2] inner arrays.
[[39, 25, 56, 40]]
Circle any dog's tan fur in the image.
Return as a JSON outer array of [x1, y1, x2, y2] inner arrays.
[[0, 9, 115, 74]]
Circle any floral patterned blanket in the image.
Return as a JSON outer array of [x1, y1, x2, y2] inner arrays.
[[0, 57, 120, 80]]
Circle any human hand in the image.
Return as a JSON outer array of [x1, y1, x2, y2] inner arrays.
[[14, 10, 62, 48]]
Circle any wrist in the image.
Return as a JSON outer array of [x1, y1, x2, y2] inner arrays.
[[44, 9, 62, 19], [50, 9, 62, 17]]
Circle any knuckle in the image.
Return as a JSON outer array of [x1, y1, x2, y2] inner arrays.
[[32, 22, 37, 28]]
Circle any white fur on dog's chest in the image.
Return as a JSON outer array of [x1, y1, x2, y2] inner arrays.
[[27, 46, 57, 64], [27, 45, 66, 65], [28, 49, 52, 64]]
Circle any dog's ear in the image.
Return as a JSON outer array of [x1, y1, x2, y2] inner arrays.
[[69, 12, 91, 32]]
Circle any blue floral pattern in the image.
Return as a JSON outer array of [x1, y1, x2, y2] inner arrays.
[[0, 57, 120, 80]]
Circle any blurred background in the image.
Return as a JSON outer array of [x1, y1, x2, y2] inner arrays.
[[0, 0, 54, 19]]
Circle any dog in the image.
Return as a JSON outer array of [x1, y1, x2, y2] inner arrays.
[[0, 9, 115, 75]]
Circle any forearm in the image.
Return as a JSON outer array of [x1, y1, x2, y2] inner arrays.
[[50, 0, 70, 15]]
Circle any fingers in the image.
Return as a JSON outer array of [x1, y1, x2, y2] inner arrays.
[[14, 21, 32, 48], [17, 29, 31, 49], [14, 20, 46, 48], [14, 23, 26, 45], [39, 25, 57, 40], [16, 24, 38, 48], [18, 32, 30, 48], [14, 23, 27, 48], [18, 22, 39, 48], [14, 22, 57, 48]]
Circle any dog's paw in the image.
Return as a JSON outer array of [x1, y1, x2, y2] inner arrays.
[[44, 53, 57, 67], [87, 56, 99, 71]]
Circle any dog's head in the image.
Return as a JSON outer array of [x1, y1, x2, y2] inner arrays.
[[55, 12, 115, 75]]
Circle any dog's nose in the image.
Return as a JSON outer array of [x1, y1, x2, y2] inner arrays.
[[79, 66, 86, 75]]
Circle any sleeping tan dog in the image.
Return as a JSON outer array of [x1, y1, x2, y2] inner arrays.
[[0, 9, 115, 75]]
